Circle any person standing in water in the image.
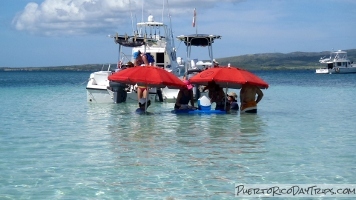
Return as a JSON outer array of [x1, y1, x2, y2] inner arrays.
[[240, 84, 263, 113], [174, 80, 195, 110]]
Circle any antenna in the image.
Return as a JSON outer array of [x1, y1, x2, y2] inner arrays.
[[129, 0, 134, 35], [193, 8, 197, 34], [166, 0, 175, 48], [141, 0, 144, 22], [135, 15, 139, 35], [162, 0, 164, 22]]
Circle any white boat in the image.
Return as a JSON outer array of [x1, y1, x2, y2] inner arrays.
[[86, 14, 184, 103], [316, 50, 356, 74]]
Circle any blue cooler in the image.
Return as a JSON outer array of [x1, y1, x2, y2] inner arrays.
[[198, 95, 211, 110]]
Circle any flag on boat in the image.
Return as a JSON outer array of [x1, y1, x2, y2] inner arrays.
[[192, 8, 196, 27]]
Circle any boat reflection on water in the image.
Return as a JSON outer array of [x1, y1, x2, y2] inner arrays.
[[238, 114, 268, 153]]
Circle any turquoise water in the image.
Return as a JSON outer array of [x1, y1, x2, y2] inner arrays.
[[1, 70, 355, 199]]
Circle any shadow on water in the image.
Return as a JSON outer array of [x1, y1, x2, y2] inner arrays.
[[238, 113, 268, 153]]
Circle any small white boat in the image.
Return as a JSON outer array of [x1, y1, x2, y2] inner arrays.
[[316, 50, 356, 74]]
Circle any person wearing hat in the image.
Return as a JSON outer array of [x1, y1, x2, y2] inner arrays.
[[174, 80, 195, 110], [136, 98, 151, 113], [227, 92, 239, 111]]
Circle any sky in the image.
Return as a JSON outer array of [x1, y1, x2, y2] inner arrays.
[[0, 0, 355, 68]]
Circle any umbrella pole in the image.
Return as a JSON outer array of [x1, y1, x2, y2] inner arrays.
[[224, 87, 227, 111]]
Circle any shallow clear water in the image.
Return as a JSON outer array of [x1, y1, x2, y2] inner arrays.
[[0, 70, 355, 199]]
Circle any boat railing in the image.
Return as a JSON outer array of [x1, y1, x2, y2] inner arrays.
[[100, 64, 111, 71], [119, 52, 131, 65]]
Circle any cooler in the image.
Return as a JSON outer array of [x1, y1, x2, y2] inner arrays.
[[198, 95, 211, 110]]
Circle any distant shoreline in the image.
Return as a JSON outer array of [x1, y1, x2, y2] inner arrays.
[[0, 64, 107, 72], [0, 65, 319, 72], [2, 49, 354, 71]]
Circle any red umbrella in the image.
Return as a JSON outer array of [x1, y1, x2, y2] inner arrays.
[[108, 66, 186, 89], [189, 66, 269, 89]]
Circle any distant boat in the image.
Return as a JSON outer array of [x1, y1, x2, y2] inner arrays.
[[316, 50, 356, 74]]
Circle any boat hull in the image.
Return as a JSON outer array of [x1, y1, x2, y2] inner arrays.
[[315, 68, 330, 74], [86, 88, 114, 103], [87, 87, 158, 104], [87, 70, 164, 103], [316, 67, 356, 74]]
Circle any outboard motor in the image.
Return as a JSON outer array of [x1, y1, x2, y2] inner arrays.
[[156, 88, 164, 102], [109, 81, 127, 103]]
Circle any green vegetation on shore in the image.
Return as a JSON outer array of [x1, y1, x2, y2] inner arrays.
[[0, 64, 110, 72], [1, 49, 355, 71], [218, 49, 356, 70]]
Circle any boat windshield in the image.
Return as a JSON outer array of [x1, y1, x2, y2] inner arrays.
[[332, 52, 347, 60]]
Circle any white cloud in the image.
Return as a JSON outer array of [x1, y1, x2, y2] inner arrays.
[[12, 0, 244, 36], [12, 0, 133, 36], [14, 3, 40, 32]]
